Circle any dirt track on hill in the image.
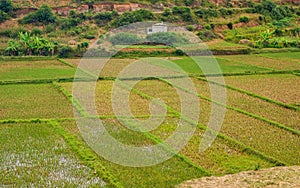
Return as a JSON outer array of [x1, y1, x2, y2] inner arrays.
[[178, 166, 300, 188]]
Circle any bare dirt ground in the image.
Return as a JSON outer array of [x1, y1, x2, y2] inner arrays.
[[178, 166, 300, 188]]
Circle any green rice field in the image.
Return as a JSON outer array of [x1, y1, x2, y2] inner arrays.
[[0, 52, 299, 187]]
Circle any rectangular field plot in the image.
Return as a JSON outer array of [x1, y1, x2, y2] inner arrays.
[[219, 109, 300, 165], [194, 98, 300, 165], [192, 78, 300, 130], [218, 54, 300, 71], [0, 123, 105, 187], [169, 56, 269, 75], [60, 80, 180, 117], [147, 117, 274, 175], [257, 52, 300, 64], [61, 120, 207, 187], [0, 59, 76, 81], [117, 80, 300, 165], [0, 84, 73, 119], [224, 74, 300, 106], [64, 58, 134, 78]]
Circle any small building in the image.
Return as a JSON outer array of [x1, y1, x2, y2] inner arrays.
[[147, 23, 168, 35]]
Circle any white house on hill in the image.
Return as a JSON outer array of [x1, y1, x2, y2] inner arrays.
[[147, 23, 168, 34]]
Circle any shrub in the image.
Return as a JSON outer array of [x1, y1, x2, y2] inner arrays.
[[0, 27, 29, 38], [108, 32, 141, 45], [197, 30, 216, 41], [60, 18, 81, 30], [227, 22, 233, 30], [146, 32, 188, 46], [175, 49, 185, 56], [31, 28, 43, 35], [184, 0, 195, 6], [254, 0, 293, 20], [289, 28, 300, 37], [186, 25, 194, 31], [194, 8, 218, 19], [271, 17, 293, 28], [45, 24, 56, 33], [20, 4, 56, 25], [274, 28, 283, 36], [94, 11, 117, 26], [204, 24, 211, 30], [59, 46, 74, 58], [82, 34, 95, 40], [219, 8, 233, 18], [172, 6, 193, 22], [0, 10, 9, 23], [239, 16, 249, 23], [159, 8, 177, 22], [0, 0, 13, 14], [110, 9, 154, 28]]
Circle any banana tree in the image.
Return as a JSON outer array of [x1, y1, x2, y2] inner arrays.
[[18, 32, 31, 55], [44, 41, 55, 56], [5, 39, 20, 56], [260, 29, 274, 47], [32, 36, 47, 55]]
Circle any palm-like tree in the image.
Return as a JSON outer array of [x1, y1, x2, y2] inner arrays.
[[16, 31, 58, 56], [32, 36, 46, 55], [5, 39, 20, 56], [18, 32, 31, 55], [44, 41, 55, 56]]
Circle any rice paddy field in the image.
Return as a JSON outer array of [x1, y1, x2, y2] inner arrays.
[[0, 52, 299, 187]]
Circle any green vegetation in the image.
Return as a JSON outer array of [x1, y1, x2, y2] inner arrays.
[[108, 32, 141, 45], [19, 4, 56, 25], [0, 59, 76, 80], [0, 0, 300, 186], [0, 123, 107, 187], [5, 32, 57, 56], [0, 53, 299, 186], [253, 0, 294, 20], [146, 32, 188, 46], [110, 9, 154, 28], [0, 84, 73, 119], [0, 0, 13, 23]]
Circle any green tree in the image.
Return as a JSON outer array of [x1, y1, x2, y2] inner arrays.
[[110, 9, 154, 27], [0, 0, 13, 14], [173, 6, 193, 22], [146, 32, 188, 46], [20, 4, 56, 25], [239, 16, 249, 23], [0, 10, 9, 23], [108, 32, 141, 45], [227, 22, 233, 30], [254, 0, 293, 20]]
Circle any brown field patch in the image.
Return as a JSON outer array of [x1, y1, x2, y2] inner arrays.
[[224, 74, 300, 105]]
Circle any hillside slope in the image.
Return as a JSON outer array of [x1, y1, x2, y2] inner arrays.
[[11, 0, 298, 8]]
